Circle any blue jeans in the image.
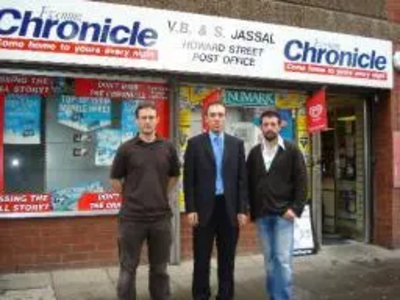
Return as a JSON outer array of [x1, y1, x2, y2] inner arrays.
[[256, 214, 294, 300]]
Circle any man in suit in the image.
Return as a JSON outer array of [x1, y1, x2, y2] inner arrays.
[[183, 102, 248, 300], [247, 110, 307, 300]]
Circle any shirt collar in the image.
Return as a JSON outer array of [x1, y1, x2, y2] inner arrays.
[[277, 135, 286, 150], [261, 134, 286, 151], [133, 134, 162, 144], [209, 131, 224, 142]]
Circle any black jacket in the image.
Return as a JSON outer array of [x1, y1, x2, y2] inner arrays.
[[183, 133, 248, 227], [246, 140, 307, 221]]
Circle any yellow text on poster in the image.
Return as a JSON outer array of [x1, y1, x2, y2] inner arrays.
[[297, 108, 307, 132], [276, 93, 306, 109]]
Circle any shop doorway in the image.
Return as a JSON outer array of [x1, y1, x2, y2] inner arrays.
[[320, 98, 370, 244]]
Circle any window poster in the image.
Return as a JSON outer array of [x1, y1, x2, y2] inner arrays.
[[57, 96, 111, 132], [0, 75, 169, 218], [121, 100, 139, 142], [278, 109, 294, 142], [95, 129, 122, 167], [4, 94, 41, 144]]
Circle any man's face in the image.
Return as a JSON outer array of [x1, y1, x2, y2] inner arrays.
[[261, 116, 281, 141], [206, 104, 226, 133], [136, 107, 159, 135]]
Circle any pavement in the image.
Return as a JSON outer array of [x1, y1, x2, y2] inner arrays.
[[1, 241, 400, 300]]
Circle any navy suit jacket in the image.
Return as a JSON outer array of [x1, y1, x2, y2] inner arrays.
[[183, 133, 248, 227]]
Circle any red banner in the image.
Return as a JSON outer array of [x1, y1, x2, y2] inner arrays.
[[0, 37, 158, 61], [74, 78, 168, 100], [306, 88, 327, 133], [77, 192, 122, 211], [0, 194, 51, 213], [0, 74, 54, 96], [285, 63, 387, 81]]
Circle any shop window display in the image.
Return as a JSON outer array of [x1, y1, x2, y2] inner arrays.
[[0, 74, 169, 216]]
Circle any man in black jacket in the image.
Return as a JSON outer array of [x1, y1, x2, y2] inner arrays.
[[184, 102, 248, 300], [247, 110, 307, 300]]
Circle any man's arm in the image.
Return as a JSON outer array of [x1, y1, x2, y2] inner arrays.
[[167, 176, 179, 193], [111, 179, 123, 193], [237, 140, 248, 214], [291, 146, 308, 217], [167, 142, 181, 194], [246, 148, 256, 221], [183, 139, 196, 213], [110, 145, 127, 192]]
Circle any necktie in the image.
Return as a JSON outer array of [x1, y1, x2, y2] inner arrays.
[[214, 136, 222, 163], [213, 135, 223, 195]]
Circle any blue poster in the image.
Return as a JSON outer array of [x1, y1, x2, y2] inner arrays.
[[95, 129, 122, 166], [121, 100, 139, 142], [4, 94, 41, 144], [279, 109, 294, 142], [57, 96, 111, 132]]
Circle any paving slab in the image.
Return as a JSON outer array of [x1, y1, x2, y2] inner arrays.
[[0, 286, 55, 300], [51, 269, 116, 300], [1, 242, 400, 299], [0, 273, 51, 291]]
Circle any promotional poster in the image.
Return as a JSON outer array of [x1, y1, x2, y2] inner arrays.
[[4, 94, 41, 144], [57, 96, 112, 132]]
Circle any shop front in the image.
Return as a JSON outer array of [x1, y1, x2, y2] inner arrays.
[[0, 0, 393, 271]]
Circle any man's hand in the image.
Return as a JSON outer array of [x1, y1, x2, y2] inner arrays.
[[283, 208, 297, 221], [237, 214, 247, 227], [187, 213, 199, 226]]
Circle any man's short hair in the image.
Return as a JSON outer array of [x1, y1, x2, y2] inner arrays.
[[135, 102, 157, 118], [260, 110, 282, 123], [204, 101, 226, 115]]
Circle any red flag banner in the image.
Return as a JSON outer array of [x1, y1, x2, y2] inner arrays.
[[306, 89, 327, 133]]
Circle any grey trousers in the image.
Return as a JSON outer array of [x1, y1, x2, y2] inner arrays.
[[117, 218, 172, 300]]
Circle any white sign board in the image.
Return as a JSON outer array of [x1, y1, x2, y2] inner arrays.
[[294, 205, 316, 256], [0, 1, 393, 88]]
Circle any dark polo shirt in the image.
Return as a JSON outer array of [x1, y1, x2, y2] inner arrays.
[[110, 136, 180, 222]]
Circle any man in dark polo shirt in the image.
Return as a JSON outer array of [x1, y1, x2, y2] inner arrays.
[[110, 103, 180, 300]]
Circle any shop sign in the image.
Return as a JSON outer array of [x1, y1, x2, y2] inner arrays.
[[0, 1, 393, 88], [294, 204, 316, 256], [224, 89, 275, 107]]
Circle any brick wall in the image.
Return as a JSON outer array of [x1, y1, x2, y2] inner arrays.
[[390, 38, 400, 247], [0, 217, 119, 272], [387, 0, 400, 23], [373, 36, 400, 248], [0, 215, 259, 272]]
